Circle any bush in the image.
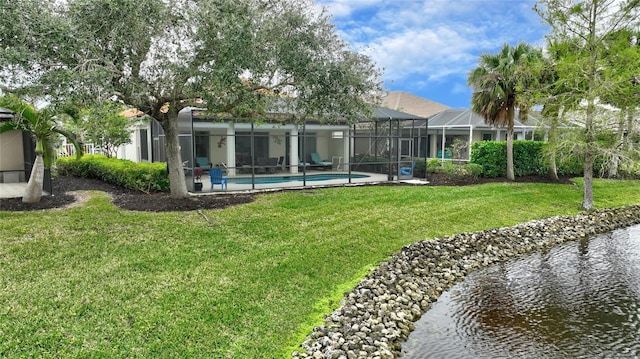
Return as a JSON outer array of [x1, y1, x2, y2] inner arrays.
[[57, 155, 169, 192], [471, 140, 581, 178], [470, 141, 506, 177], [439, 162, 483, 181], [465, 163, 484, 178], [512, 140, 547, 176], [426, 158, 442, 173], [413, 158, 427, 178]]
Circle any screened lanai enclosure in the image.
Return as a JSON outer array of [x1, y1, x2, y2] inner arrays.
[[150, 106, 428, 192]]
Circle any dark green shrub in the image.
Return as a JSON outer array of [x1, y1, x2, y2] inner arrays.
[[513, 140, 547, 176], [57, 155, 169, 192], [413, 158, 427, 178], [470, 141, 506, 177]]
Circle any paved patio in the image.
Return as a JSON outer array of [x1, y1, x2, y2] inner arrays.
[[0, 182, 27, 199]]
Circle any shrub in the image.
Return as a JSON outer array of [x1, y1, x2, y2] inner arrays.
[[57, 155, 169, 192], [513, 140, 547, 176], [413, 158, 427, 178], [470, 141, 506, 177], [426, 158, 442, 173], [465, 163, 484, 178], [439, 162, 483, 181]]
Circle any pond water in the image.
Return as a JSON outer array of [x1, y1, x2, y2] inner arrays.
[[401, 224, 640, 359]]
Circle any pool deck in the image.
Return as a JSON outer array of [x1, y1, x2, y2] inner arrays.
[[193, 171, 394, 193]]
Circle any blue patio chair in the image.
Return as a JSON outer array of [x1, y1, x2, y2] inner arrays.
[[209, 168, 228, 190], [400, 161, 415, 176]]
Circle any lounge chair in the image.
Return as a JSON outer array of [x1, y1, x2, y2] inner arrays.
[[310, 152, 332, 169], [209, 168, 228, 190], [196, 156, 212, 170]]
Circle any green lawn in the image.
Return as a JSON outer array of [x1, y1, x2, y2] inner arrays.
[[1, 178, 639, 358]]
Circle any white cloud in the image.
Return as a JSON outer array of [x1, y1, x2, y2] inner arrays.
[[318, 0, 549, 106]]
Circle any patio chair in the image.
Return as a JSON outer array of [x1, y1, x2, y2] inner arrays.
[[209, 168, 228, 190], [196, 156, 212, 170], [400, 161, 415, 177], [310, 152, 332, 169]]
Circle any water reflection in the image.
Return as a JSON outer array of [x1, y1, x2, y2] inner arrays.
[[402, 224, 640, 358]]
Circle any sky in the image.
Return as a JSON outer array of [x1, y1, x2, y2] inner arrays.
[[316, 0, 551, 109]]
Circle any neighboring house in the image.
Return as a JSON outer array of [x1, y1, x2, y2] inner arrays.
[[381, 91, 451, 118], [422, 108, 539, 161], [382, 92, 541, 161], [57, 108, 153, 163], [117, 108, 153, 163], [0, 107, 52, 192]]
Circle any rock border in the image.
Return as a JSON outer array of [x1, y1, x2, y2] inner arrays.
[[292, 205, 640, 359]]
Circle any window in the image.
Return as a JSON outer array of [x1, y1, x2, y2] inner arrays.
[[139, 129, 149, 161], [482, 133, 492, 141]]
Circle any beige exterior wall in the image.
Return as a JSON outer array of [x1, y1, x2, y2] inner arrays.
[[0, 130, 25, 182], [0, 130, 24, 171]]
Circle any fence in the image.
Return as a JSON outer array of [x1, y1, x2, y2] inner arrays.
[[58, 143, 103, 157]]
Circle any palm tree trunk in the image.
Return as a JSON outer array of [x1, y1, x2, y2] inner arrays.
[[22, 154, 45, 203], [506, 107, 515, 181]]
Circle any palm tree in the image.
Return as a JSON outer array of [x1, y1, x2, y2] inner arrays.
[[467, 42, 540, 181], [0, 95, 83, 203]]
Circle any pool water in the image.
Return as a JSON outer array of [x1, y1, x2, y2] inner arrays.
[[227, 173, 369, 184]]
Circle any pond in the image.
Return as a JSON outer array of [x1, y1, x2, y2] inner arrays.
[[401, 224, 640, 358]]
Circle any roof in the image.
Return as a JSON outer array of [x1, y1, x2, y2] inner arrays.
[[371, 106, 426, 121], [424, 108, 538, 130], [381, 91, 451, 118]]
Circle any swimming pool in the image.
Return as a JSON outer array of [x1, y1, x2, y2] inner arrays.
[[227, 173, 370, 184]]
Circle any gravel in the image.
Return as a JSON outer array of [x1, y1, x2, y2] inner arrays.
[[292, 205, 640, 359]]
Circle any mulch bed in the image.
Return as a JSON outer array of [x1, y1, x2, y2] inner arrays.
[[0, 174, 573, 212]]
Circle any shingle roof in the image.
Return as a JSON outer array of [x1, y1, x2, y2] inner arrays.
[[381, 91, 451, 118]]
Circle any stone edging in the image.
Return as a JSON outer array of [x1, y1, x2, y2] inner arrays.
[[292, 205, 640, 359]]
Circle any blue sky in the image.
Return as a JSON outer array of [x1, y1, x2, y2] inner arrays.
[[316, 0, 551, 108]]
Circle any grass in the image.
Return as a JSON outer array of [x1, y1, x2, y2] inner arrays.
[[1, 179, 639, 358]]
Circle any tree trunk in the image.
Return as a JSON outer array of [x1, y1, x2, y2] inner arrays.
[[22, 154, 44, 203], [548, 114, 559, 181], [161, 109, 189, 199], [582, 100, 595, 211], [582, 151, 594, 211], [506, 109, 515, 181]]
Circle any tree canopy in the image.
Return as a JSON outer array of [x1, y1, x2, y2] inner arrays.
[[1, 0, 383, 197], [467, 42, 542, 181], [534, 0, 640, 210]]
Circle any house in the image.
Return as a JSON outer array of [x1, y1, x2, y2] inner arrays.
[[116, 108, 153, 163], [381, 92, 541, 161], [0, 107, 52, 193], [381, 91, 451, 118], [145, 105, 426, 191], [423, 108, 539, 160]]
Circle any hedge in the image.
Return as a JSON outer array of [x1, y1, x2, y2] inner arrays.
[[470, 140, 585, 178], [56, 155, 169, 193]]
